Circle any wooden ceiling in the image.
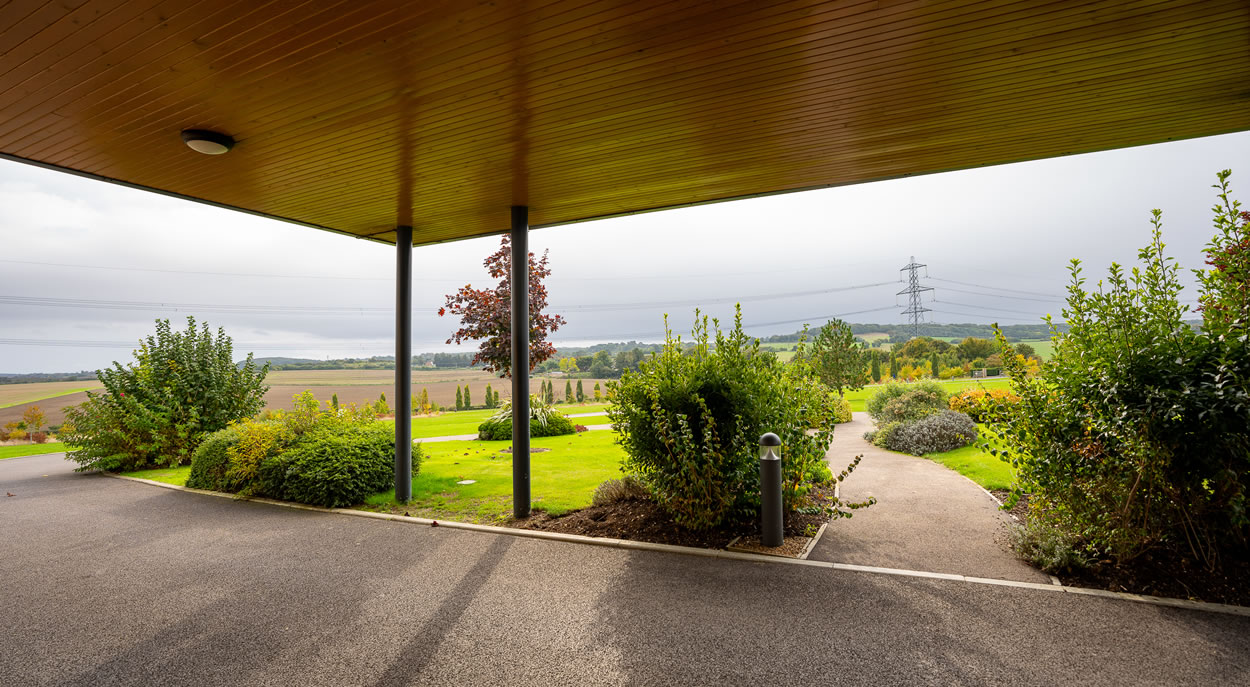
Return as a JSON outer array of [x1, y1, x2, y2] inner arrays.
[[1, 0, 1248, 246]]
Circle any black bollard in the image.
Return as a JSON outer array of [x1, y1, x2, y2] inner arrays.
[[759, 432, 783, 547]]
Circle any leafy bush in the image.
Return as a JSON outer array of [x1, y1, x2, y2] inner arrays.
[[31, 432, 48, 444], [865, 381, 948, 421], [609, 308, 863, 530], [949, 388, 1021, 423], [831, 396, 853, 424], [882, 410, 977, 456], [267, 423, 402, 508], [988, 171, 1250, 567], [1010, 519, 1093, 574], [592, 474, 650, 506], [62, 318, 269, 472], [186, 426, 242, 491], [477, 395, 576, 440]]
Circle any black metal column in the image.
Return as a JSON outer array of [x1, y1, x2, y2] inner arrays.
[[511, 206, 531, 518], [395, 225, 413, 503]]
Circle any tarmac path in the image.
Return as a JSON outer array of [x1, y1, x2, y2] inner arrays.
[[2, 452, 1247, 686], [810, 413, 1048, 583]]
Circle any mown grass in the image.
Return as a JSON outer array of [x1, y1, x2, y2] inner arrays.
[[365, 429, 625, 522], [0, 442, 67, 459], [844, 377, 1014, 412], [924, 425, 1015, 491], [120, 465, 193, 486]]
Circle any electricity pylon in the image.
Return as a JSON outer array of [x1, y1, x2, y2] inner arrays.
[[898, 256, 934, 336]]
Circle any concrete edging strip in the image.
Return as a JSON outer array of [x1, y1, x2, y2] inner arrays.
[[101, 472, 1250, 618]]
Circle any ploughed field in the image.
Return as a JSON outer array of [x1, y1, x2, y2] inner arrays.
[[0, 370, 613, 426]]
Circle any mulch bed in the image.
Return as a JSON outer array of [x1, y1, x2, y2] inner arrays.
[[991, 490, 1249, 606], [511, 483, 838, 550]]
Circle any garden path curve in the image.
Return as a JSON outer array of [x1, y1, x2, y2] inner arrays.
[[809, 413, 1049, 584]]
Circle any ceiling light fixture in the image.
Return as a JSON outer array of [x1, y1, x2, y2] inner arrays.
[[180, 129, 235, 155]]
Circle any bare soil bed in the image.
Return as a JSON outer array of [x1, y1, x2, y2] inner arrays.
[[512, 483, 839, 551], [0, 392, 91, 428], [991, 490, 1248, 606]]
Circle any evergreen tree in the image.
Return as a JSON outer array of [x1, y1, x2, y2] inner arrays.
[[455, 385, 464, 410], [419, 387, 430, 414], [565, 380, 573, 403], [576, 380, 585, 403], [485, 383, 495, 408], [331, 393, 339, 411], [930, 352, 941, 377], [593, 382, 601, 401], [870, 351, 882, 382], [493, 390, 500, 406], [889, 350, 900, 379], [464, 385, 472, 408]]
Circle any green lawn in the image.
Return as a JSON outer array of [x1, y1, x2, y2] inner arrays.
[[1016, 339, 1055, 361], [924, 425, 1015, 491], [409, 404, 611, 438], [0, 442, 67, 459], [120, 465, 193, 486], [366, 429, 625, 522], [844, 377, 1014, 412]]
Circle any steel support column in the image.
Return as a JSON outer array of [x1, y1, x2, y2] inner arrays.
[[394, 225, 413, 503], [511, 206, 531, 519]]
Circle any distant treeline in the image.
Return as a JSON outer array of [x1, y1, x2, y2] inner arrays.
[[0, 371, 98, 384], [763, 322, 1067, 344]]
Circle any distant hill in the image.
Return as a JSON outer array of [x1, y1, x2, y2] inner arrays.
[[0, 370, 99, 384], [238, 357, 320, 368]]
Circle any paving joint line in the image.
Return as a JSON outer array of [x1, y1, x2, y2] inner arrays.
[[100, 472, 1250, 618]]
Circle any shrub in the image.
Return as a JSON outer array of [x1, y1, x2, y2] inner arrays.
[[831, 396, 853, 424], [592, 474, 649, 506], [270, 423, 402, 507], [1010, 518, 1093, 575], [186, 426, 242, 491], [871, 388, 947, 424], [938, 366, 963, 380], [949, 388, 1021, 422], [30, 431, 48, 444], [865, 381, 948, 421], [61, 318, 268, 472], [882, 410, 977, 456], [988, 171, 1250, 567], [477, 396, 576, 440], [609, 308, 860, 530]]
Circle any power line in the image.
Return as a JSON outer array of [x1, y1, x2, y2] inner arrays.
[[935, 286, 1062, 303], [558, 281, 896, 312], [927, 276, 1061, 299]]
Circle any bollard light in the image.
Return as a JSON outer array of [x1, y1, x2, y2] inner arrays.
[[759, 432, 783, 547]]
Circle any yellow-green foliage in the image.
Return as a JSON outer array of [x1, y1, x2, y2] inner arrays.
[[226, 419, 291, 495], [948, 387, 1020, 423]]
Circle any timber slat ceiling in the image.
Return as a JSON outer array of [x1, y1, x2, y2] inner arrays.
[[1, 0, 1247, 245]]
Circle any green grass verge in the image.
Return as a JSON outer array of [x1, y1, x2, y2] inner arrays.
[[409, 404, 611, 438], [365, 429, 625, 522], [0, 442, 67, 459], [923, 425, 1015, 491], [0, 387, 97, 409], [844, 377, 1014, 412], [119, 465, 193, 486]]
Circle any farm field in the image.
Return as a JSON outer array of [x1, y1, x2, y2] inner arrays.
[[1017, 338, 1055, 360], [0, 380, 101, 408]]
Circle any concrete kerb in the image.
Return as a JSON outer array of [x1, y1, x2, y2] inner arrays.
[[101, 472, 1250, 619]]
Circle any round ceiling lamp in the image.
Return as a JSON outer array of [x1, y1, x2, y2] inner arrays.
[[180, 129, 235, 155]]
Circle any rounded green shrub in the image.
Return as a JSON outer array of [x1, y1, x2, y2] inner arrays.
[[185, 426, 241, 491], [477, 414, 576, 441], [270, 423, 402, 508], [831, 396, 853, 424], [883, 410, 977, 456], [865, 381, 948, 423]]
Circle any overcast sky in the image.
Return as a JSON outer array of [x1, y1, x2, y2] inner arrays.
[[2, 131, 1247, 373]]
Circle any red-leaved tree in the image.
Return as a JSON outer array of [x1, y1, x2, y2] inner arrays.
[[439, 235, 566, 377]]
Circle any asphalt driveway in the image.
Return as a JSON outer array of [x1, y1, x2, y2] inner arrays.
[[2, 453, 1248, 686]]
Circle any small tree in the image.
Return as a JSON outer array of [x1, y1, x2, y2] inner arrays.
[[464, 385, 472, 409], [594, 382, 602, 401], [419, 388, 430, 414], [439, 236, 566, 376], [808, 319, 869, 397], [576, 380, 585, 403], [565, 380, 573, 403], [21, 405, 45, 434], [929, 352, 940, 378], [485, 383, 495, 408], [493, 390, 500, 406], [455, 386, 464, 411], [870, 351, 882, 382], [889, 350, 901, 379], [375, 393, 390, 416], [330, 393, 340, 412]]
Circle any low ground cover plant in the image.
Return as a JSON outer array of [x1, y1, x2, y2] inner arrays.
[[187, 391, 413, 507], [609, 307, 871, 531], [988, 171, 1250, 573], [476, 395, 576, 440], [863, 381, 976, 455], [62, 318, 269, 472]]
